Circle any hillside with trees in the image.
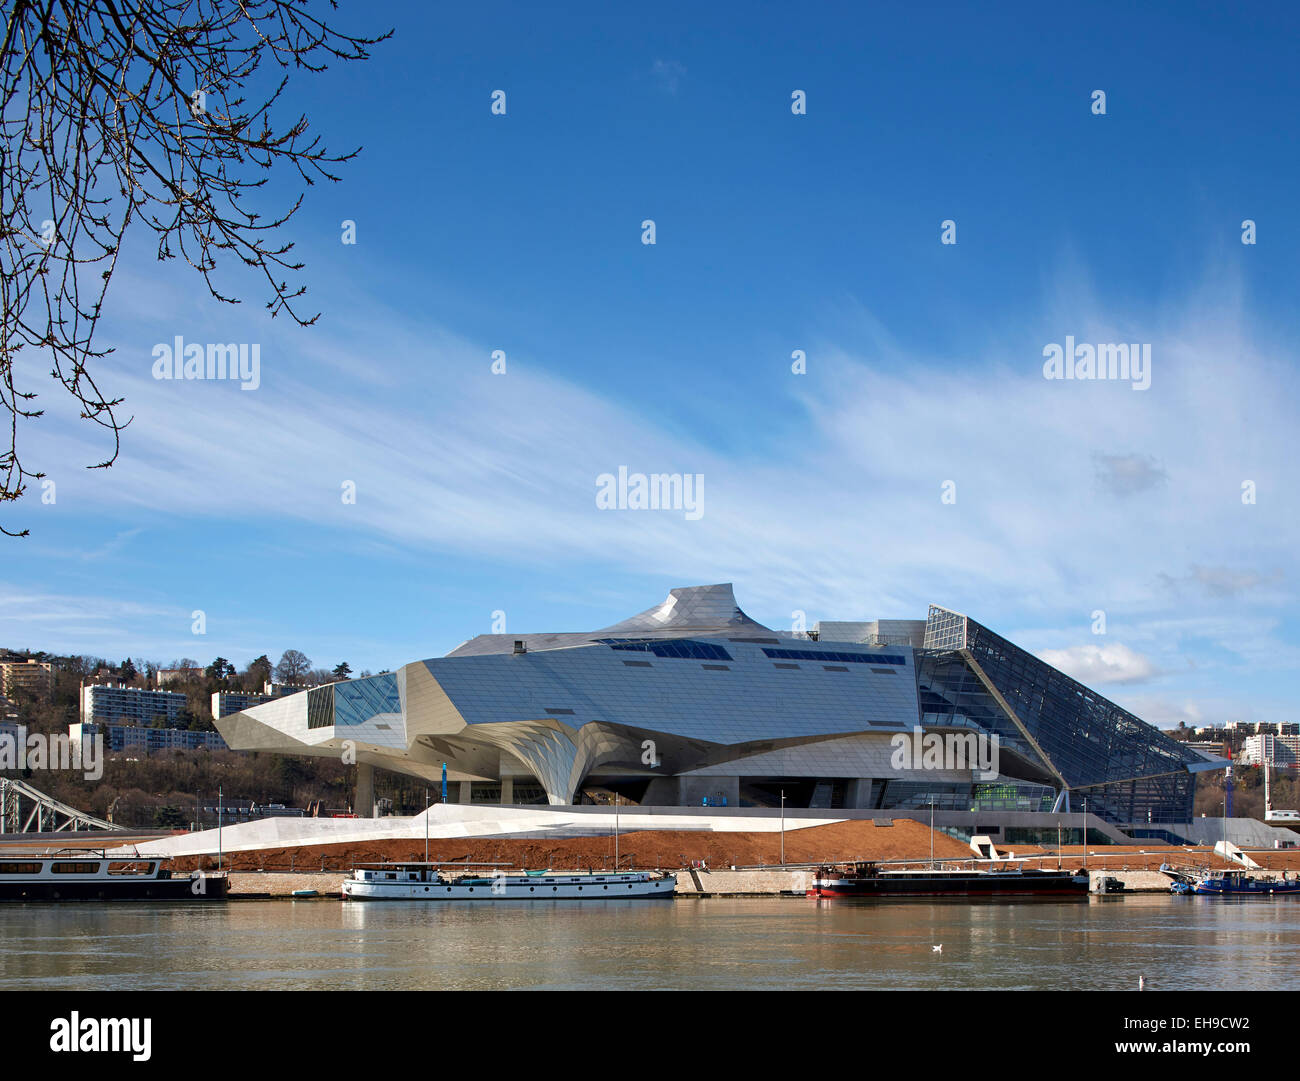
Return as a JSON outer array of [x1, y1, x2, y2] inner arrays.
[[1, 647, 392, 827]]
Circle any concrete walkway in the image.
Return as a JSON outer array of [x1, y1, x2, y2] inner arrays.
[[113, 804, 844, 859]]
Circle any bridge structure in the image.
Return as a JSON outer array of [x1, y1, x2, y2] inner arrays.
[[0, 776, 121, 834]]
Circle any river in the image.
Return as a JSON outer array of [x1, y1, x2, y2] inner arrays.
[[2, 894, 1296, 991]]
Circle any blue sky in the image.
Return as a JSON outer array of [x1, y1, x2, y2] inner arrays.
[[6, 1, 1299, 727]]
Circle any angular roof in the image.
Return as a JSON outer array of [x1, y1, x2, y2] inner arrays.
[[447, 583, 775, 657], [594, 583, 772, 637]]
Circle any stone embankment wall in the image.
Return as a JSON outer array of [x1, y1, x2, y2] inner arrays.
[[1091, 871, 1170, 892], [228, 872, 346, 897], [674, 869, 811, 895]]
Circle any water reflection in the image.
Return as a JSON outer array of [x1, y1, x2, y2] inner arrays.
[[0, 894, 1296, 991]]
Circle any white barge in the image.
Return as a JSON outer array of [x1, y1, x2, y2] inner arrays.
[[342, 863, 676, 901]]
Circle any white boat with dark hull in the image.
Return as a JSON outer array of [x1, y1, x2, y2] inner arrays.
[[342, 864, 676, 900], [0, 852, 228, 901]]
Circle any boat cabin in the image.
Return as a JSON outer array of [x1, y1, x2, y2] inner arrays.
[[0, 855, 169, 881], [352, 864, 443, 885]]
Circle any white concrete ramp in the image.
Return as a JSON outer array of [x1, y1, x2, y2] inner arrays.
[[110, 803, 844, 859], [1213, 840, 1261, 869]]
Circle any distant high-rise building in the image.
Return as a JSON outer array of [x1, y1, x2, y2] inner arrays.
[[81, 683, 188, 725], [156, 667, 203, 687], [0, 658, 54, 700], [211, 683, 299, 719], [1241, 734, 1300, 767], [69, 721, 226, 754]]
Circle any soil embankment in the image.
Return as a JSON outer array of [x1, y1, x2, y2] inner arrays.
[[175, 818, 975, 872]]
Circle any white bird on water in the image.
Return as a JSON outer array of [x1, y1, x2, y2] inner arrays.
[[932, 944, 943, 953], [1139, 975, 1145, 991]]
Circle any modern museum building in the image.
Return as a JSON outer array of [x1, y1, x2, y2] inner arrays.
[[215, 584, 1222, 834]]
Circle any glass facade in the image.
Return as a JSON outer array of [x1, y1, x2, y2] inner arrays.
[[875, 779, 1057, 813], [921, 607, 1202, 823], [306, 674, 400, 730], [601, 639, 733, 661], [917, 650, 1050, 777], [761, 648, 907, 665], [306, 685, 334, 730], [334, 673, 401, 726]]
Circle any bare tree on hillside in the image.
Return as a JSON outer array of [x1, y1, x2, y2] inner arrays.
[[274, 648, 311, 685]]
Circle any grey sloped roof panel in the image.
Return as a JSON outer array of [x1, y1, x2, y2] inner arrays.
[[424, 637, 921, 744], [447, 632, 597, 657]]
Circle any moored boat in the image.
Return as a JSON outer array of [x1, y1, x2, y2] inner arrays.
[[1160, 864, 1300, 895], [807, 861, 1088, 898], [341, 863, 676, 900], [0, 851, 227, 901]]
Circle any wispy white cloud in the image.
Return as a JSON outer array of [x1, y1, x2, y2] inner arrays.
[[1092, 452, 1167, 497], [1159, 564, 1285, 599], [8, 258, 1299, 724], [1037, 642, 1158, 685], [0, 588, 182, 659], [79, 527, 144, 562], [29, 282, 1300, 615], [650, 59, 686, 95]]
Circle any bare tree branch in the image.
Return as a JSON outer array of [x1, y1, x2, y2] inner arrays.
[[0, 0, 390, 534]]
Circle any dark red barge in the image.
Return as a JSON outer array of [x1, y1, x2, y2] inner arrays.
[[807, 861, 1089, 898]]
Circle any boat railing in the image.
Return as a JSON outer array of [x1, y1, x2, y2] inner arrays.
[[349, 861, 513, 870]]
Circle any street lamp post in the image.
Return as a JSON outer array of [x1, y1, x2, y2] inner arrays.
[[1222, 798, 1228, 863], [780, 789, 785, 866]]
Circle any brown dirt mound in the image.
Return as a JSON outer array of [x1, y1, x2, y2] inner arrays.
[[176, 818, 975, 873]]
